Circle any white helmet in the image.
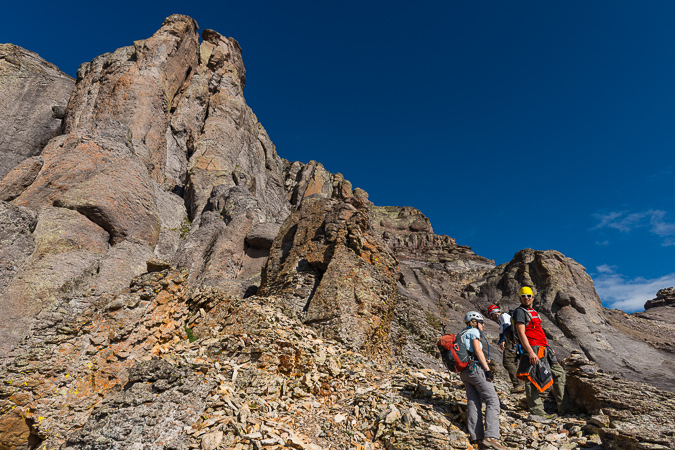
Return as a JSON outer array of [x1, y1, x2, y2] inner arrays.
[[464, 311, 484, 324]]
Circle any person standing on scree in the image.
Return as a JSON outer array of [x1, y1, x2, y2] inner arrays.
[[513, 286, 576, 417], [459, 311, 507, 450], [487, 304, 524, 391]]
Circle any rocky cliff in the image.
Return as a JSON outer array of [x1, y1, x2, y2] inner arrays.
[[0, 44, 74, 181], [1, 15, 673, 450]]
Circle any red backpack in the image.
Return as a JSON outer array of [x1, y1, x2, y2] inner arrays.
[[437, 328, 474, 372]]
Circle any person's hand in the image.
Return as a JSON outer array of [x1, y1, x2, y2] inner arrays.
[[529, 351, 539, 365], [499, 342, 505, 351], [485, 370, 494, 382]]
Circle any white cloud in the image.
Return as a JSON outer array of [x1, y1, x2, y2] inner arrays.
[[595, 240, 609, 246], [593, 266, 675, 312], [596, 264, 616, 274], [593, 209, 675, 246]]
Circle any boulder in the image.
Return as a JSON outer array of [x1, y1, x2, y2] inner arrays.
[[0, 44, 74, 179], [245, 222, 282, 250], [644, 286, 675, 310]]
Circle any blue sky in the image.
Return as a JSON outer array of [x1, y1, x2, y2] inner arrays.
[[4, 1, 674, 312]]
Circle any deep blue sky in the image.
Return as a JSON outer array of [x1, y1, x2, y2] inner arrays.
[[4, 1, 674, 311]]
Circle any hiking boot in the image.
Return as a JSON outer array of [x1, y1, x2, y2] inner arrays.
[[481, 437, 508, 450]]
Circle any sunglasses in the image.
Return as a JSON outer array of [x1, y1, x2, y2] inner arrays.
[[520, 294, 533, 298], [476, 320, 484, 324]]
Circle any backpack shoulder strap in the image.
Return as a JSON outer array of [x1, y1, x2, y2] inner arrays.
[[511, 307, 532, 346], [457, 326, 471, 337], [478, 330, 490, 360], [514, 305, 533, 323]]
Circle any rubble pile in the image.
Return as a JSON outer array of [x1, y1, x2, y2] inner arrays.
[[4, 264, 667, 449]]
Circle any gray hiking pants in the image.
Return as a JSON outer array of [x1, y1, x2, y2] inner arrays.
[[460, 363, 501, 441]]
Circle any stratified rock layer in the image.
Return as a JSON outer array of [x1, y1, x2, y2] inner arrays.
[[644, 286, 675, 309], [370, 205, 496, 367], [565, 352, 675, 450]]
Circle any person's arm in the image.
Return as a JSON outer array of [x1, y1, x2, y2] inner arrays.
[[498, 331, 506, 351], [472, 338, 490, 371], [498, 314, 508, 351], [516, 322, 539, 365]]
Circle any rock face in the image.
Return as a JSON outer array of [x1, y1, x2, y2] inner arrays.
[[260, 195, 399, 356], [1, 14, 674, 450], [638, 286, 675, 333], [0, 202, 36, 296], [644, 286, 675, 309], [0, 44, 74, 179], [64, 15, 200, 186], [367, 205, 496, 367], [564, 352, 675, 449], [170, 28, 291, 295]]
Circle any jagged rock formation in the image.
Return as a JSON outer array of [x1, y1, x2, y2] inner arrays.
[[629, 287, 675, 345], [645, 287, 675, 310], [260, 195, 399, 356], [0, 44, 74, 179], [1, 14, 675, 450]]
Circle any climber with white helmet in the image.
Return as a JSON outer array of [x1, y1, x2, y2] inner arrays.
[[459, 311, 507, 450]]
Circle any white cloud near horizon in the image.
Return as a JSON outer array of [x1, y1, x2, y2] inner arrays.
[[593, 266, 675, 312], [593, 209, 675, 246]]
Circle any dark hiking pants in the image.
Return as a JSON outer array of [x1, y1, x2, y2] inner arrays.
[[502, 339, 522, 388]]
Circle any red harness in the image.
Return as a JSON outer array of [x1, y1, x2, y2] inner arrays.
[[523, 307, 547, 347]]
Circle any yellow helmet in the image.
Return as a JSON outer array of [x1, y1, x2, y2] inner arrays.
[[519, 286, 533, 296]]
